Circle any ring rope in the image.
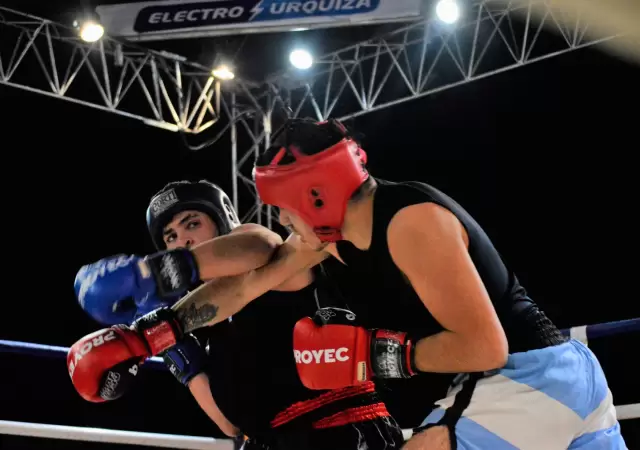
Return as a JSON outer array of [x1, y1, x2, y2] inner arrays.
[[0, 420, 234, 450], [1, 318, 638, 448]]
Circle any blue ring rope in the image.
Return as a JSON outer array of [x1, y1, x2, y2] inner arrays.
[[1, 318, 638, 372], [0, 340, 166, 370], [558, 318, 639, 339]]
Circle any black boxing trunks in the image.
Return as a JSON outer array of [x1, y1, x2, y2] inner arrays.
[[244, 382, 405, 450]]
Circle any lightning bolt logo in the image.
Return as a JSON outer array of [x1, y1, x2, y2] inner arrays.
[[249, 0, 265, 21]]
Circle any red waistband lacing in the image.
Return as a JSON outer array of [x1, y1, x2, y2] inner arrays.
[[313, 403, 390, 430], [270, 382, 376, 428]]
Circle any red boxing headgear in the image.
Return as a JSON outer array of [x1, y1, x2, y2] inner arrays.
[[253, 119, 368, 242]]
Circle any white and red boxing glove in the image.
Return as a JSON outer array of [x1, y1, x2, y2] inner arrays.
[[293, 308, 418, 390], [67, 327, 149, 402], [67, 308, 185, 403]]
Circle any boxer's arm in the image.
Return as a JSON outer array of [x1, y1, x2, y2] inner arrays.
[[172, 235, 329, 333], [387, 202, 508, 373], [191, 223, 283, 280], [188, 374, 240, 437], [270, 233, 318, 292]]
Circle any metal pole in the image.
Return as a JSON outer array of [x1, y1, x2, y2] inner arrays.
[[253, 115, 262, 225], [230, 92, 239, 215], [264, 93, 273, 230]]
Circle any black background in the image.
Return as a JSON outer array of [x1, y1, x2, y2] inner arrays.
[[0, 0, 638, 448]]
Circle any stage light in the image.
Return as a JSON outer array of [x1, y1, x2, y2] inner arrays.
[[435, 0, 460, 24], [212, 65, 235, 80], [79, 21, 104, 43], [289, 49, 313, 70]]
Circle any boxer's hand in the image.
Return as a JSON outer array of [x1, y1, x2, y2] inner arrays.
[[75, 251, 199, 325], [67, 327, 148, 403], [293, 308, 417, 390], [162, 333, 207, 386]]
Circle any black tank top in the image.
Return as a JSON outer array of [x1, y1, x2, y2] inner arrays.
[[201, 263, 356, 438], [324, 179, 565, 420]]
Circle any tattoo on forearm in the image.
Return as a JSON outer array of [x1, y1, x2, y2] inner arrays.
[[176, 301, 219, 333]]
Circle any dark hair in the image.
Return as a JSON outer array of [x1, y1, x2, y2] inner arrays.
[[257, 118, 360, 167]]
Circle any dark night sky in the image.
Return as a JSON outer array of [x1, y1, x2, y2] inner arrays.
[[0, 0, 639, 448]]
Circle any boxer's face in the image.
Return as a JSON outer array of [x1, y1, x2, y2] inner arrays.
[[163, 210, 218, 250], [279, 208, 324, 250]]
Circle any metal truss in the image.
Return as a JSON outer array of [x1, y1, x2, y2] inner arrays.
[[0, 6, 223, 133], [0, 2, 622, 226], [231, 0, 620, 226], [224, 92, 280, 228]]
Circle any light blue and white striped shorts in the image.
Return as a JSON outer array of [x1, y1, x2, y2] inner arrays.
[[420, 340, 626, 449]]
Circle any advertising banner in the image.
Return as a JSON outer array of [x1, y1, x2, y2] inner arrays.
[[96, 0, 423, 41]]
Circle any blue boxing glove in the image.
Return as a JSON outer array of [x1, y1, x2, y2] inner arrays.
[[75, 250, 199, 326], [162, 334, 207, 386], [74, 255, 138, 325]]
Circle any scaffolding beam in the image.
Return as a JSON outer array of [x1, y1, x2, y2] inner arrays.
[[0, 6, 222, 133], [262, 0, 619, 121], [0, 2, 623, 226], [223, 89, 279, 228], [232, 0, 620, 226]]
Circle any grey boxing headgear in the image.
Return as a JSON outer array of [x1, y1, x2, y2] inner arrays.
[[146, 180, 241, 250]]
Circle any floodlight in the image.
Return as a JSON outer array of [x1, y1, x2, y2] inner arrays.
[[436, 0, 460, 24], [212, 65, 235, 80], [79, 21, 105, 43], [289, 49, 313, 70]]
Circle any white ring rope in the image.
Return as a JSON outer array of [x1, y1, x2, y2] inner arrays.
[[1, 403, 638, 448], [0, 420, 235, 449], [616, 403, 640, 421]]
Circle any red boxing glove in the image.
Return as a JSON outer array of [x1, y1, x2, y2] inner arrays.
[[67, 327, 149, 403], [293, 308, 418, 390]]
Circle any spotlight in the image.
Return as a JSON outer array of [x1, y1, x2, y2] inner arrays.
[[289, 49, 313, 70], [435, 0, 460, 24], [78, 21, 105, 43], [212, 65, 235, 80]]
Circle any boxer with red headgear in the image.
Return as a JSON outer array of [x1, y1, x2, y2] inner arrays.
[[248, 118, 625, 449], [255, 119, 368, 243]]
